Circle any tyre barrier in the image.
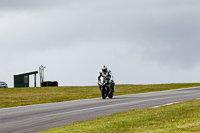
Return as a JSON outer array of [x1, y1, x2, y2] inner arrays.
[[41, 81, 58, 87]]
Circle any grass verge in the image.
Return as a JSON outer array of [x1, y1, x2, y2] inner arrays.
[[0, 83, 200, 109], [40, 99, 200, 133]]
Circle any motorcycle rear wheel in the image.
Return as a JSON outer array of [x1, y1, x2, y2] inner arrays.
[[108, 92, 113, 99]]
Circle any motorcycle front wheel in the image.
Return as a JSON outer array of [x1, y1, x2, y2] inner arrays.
[[101, 87, 106, 99]]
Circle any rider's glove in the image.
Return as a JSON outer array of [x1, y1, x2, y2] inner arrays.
[[97, 81, 100, 85]]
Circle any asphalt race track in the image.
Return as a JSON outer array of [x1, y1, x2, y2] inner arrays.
[[0, 87, 200, 133]]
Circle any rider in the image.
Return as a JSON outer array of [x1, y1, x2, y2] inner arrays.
[[97, 65, 115, 92]]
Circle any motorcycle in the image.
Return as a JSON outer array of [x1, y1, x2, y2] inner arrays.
[[98, 77, 114, 99]]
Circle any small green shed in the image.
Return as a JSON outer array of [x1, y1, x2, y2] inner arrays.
[[14, 71, 38, 88]]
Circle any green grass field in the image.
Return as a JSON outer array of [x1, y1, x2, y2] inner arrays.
[[0, 83, 200, 108], [41, 99, 200, 133]]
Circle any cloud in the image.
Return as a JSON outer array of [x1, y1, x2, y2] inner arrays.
[[0, 0, 74, 11], [1, 0, 200, 87]]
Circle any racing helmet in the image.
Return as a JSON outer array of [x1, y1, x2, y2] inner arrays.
[[101, 65, 108, 74]]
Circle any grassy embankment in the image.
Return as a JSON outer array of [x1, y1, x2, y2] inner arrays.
[[0, 83, 200, 108], [41, 99, 200, 133]]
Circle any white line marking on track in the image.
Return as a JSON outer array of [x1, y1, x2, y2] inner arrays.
[[151, 102, 180, 108]]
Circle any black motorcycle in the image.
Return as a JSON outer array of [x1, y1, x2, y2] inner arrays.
[[98, 77, 114, 99]]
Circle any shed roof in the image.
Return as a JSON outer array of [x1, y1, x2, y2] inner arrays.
[[14, 71, 38, 76]]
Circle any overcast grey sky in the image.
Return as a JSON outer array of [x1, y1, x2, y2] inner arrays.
[[1, 0, 200, 87]]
